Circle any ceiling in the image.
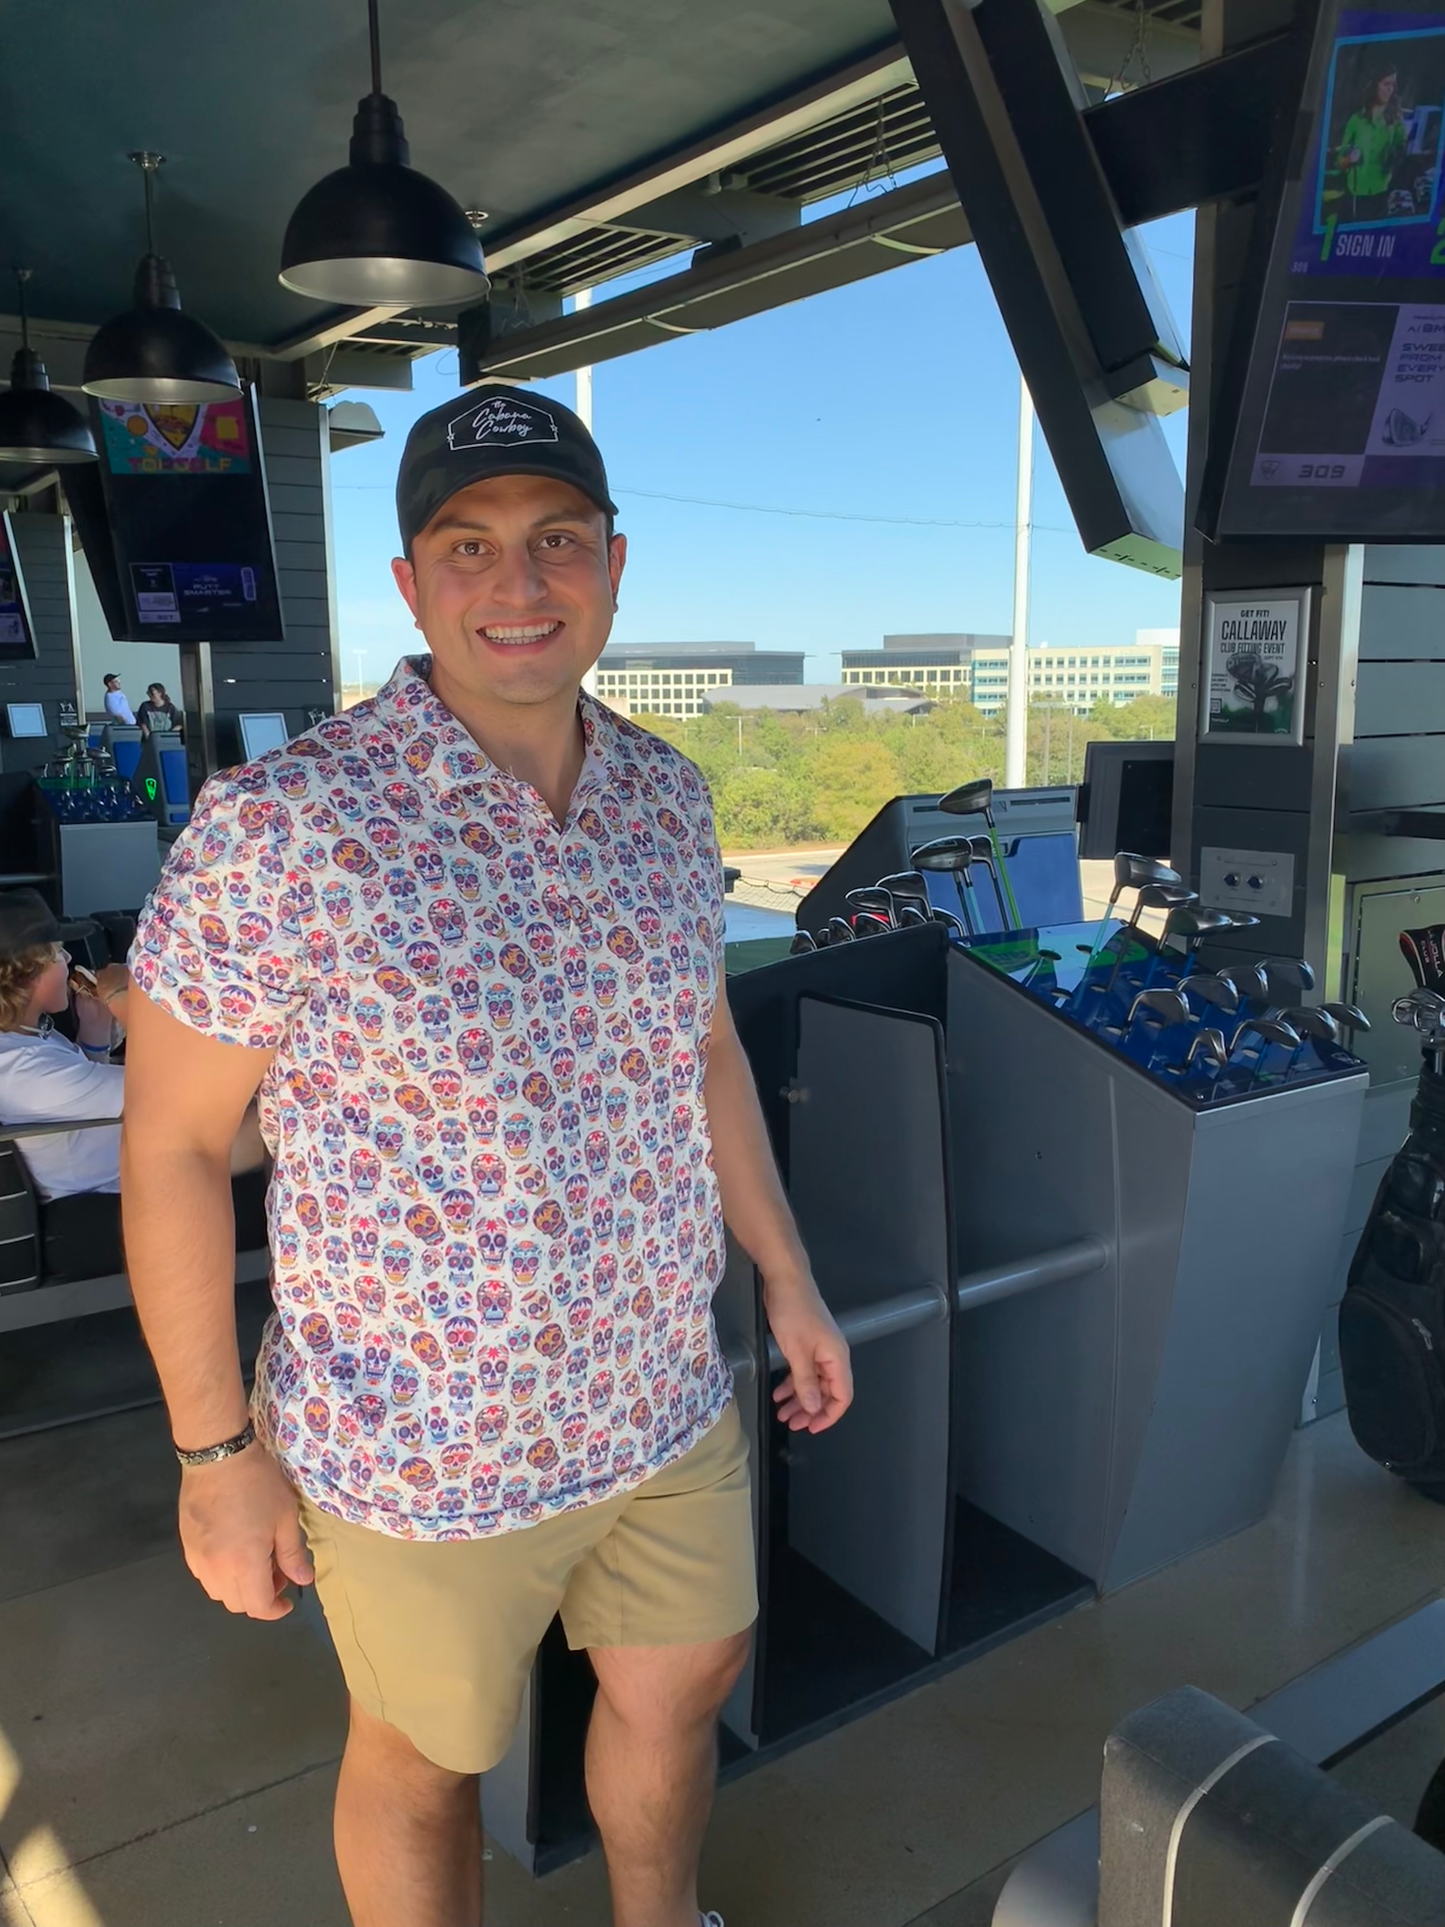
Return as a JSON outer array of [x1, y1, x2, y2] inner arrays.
[[1, 0, 1201, 377]]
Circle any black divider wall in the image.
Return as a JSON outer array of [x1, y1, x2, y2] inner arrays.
[[0, 515, 78, 782]]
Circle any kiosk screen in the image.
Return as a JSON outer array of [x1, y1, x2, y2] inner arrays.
[[1214, 0, 1445, 539], [90, 389, 285, 642], [0, 512, 37, 662]]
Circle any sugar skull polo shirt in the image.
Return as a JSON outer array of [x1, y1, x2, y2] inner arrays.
[[131, 657, 733, 1540]]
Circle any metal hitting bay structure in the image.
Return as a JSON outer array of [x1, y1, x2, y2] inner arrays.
[[4, 0, 1445, 1894]]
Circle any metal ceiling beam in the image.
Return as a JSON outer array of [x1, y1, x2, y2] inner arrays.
[[482, 38, 912, 273]]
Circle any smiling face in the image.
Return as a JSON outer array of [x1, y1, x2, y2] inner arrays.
[[391, 475, 626, 715]]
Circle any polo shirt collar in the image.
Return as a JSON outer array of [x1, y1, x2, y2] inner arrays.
[[369, 654, 618, 802]]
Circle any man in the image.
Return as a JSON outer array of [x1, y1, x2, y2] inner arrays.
[[136, 681, 183, 737], [102, 672, 136, 725], [122, 384, 851, 1927]]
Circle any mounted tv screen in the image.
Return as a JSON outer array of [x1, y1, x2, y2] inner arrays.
[[88, 388, 285, 643], [0, 511, 37, 662], [1210, 0, 1445, 540], [60, 460, 131, 641]]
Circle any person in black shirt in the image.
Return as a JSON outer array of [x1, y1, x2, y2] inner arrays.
[[136, 683, 183, 738]]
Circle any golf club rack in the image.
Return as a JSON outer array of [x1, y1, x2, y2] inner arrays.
[[480, 783, 1370, 1875], [1341, 923, 1445, 1502]]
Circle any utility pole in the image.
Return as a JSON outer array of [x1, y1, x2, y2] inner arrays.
[[1005, 377, 1033, 790], [575, 288, 598, 697]]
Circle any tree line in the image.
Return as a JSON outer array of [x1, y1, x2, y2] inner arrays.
[[639, 692, 1178, 849]]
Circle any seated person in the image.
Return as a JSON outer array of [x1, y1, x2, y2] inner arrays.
[[0, 889, 264, 1205]]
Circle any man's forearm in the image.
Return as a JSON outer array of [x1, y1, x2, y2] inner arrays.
[[121, 1138, 250, 1448], [704, 1023, 812, 1291]]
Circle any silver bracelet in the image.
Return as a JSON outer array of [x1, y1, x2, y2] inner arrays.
[[175, 1420, 257, 1468]]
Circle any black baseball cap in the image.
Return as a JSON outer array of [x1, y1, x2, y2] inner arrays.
[[0, 889, 92, 962], [395, 384, 619, 554]]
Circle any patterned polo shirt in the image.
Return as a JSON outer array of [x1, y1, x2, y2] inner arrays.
[[131, 657, 732, 1541]]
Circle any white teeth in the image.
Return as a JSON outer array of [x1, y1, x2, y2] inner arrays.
[[482, 622, 560, 644]]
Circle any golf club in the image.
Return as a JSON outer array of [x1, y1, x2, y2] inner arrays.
[[1229, 1017, 1302, 1084], [1178, 974, 1241, 1020], [876, 871, 934, 922], [1086, 852, 1184, 966], [1282, 1005, 1342, 1049], [937, 777, 1022, 927], [1104, 884, 1200, 991], [845, 886, 898, 927], [1217, 961, 1271, 1007], [851, 912, 891, 939], [1265, 957, 1316, 1001], [1178, 1026, 1229, 1077], [789, 931, 817, 956], [913, 838, 980, 935], [896, 903, 932, 928], [1320, 1001, 1370, 1036], [1146, 904, 1237, 985], [966, 835, 1011, 930], [827, 916, 856, 944]]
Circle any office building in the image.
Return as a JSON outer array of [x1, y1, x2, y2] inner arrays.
[[594, 642, 805, 717], [839, 632, 1007, 696], [969, 631, 1181, 718]]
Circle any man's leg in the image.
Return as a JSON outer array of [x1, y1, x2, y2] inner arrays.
[[586, 1632, 751, 1927], [333, 1698, 484, 1927]]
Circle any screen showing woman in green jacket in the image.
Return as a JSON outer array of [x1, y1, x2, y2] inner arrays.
[[1336, 67, 1409, 215]]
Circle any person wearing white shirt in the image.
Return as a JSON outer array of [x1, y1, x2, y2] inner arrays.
[[0, 891, 127, 1198], [102, 673, 137, 727]]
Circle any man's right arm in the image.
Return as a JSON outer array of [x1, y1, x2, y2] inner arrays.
[[121, 985, 313, 1621]]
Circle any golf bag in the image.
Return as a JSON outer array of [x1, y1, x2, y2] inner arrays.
[[1341, 923, 1445, 1497]]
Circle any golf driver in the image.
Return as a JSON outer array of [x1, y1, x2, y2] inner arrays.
[[937, 777, 1022, 927]]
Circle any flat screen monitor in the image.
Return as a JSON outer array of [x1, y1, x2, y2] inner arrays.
[[86, 388, 286, 643], [59, 463, 131, 641], [238, 711, 291, 759], [1077, 739, 1175, 861], [0, 511, 37, 662], [5, 702, 46, 738], [1208, 0, 1445, 540]]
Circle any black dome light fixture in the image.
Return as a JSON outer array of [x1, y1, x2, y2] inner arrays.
[[82, 152, 241, 403], [279, 0, 491, 307], [0, 269, 96, 465]]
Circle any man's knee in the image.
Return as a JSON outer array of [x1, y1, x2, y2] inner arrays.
[[592, 1627, 753, 1732], [344, 1698, 478, 1812]]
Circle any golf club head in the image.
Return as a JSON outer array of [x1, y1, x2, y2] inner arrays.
[[1221, 912, 1262, 929], [966, 836, 997, 870], [789, 931, 818, 956], [877, 870, 929, 899], [1320, 1001, 1370, 1034], [1184, 1026, 1229, 1070], [897, 903, 931, 928], [912, 835, 975, 866], [1179, 974, 1240, 1015], [1165, 904, 1236, 939], [938, 778, 994, 820], [932, 908, 969, 939], [1244, 1017, 1302, 1051], [1138, 884, 1200, 913], [1265, 958, 1316, 998], [845, 887, 895, 920], [1115, 851, 1183, 891], [914, 846, 974, 874], [1282, 1005, 1340, 1046], [1392, 989, 1445, 1034], [1128, 988, 1192, 1028], [852, 913, 891, 939], [827, 917, 856, 944], [1217, 962, 1271, 1004]]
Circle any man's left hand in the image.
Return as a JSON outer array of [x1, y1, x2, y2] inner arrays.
[[765, 1277, 853, 1433]]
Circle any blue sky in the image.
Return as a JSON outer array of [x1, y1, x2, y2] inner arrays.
[[328, 194, 1195, 688]]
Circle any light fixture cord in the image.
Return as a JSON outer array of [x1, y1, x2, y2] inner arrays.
[[143, 163, 157, 255], [14, 268, 30, 352], [368, 0, 383, 95]]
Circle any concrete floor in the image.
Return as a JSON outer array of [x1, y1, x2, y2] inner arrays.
[[0, 1404, 1442, 1927]]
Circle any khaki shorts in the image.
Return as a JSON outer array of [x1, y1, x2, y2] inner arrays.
[[298, 1401, 757, 1773]]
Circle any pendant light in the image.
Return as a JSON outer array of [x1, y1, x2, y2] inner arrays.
[[279, 0, 490, 307], [82, 153, 241, 403], [0, 270, 96, 465]]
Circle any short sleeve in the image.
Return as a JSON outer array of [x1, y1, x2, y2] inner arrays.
[[129, 770, 307, 1048]]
